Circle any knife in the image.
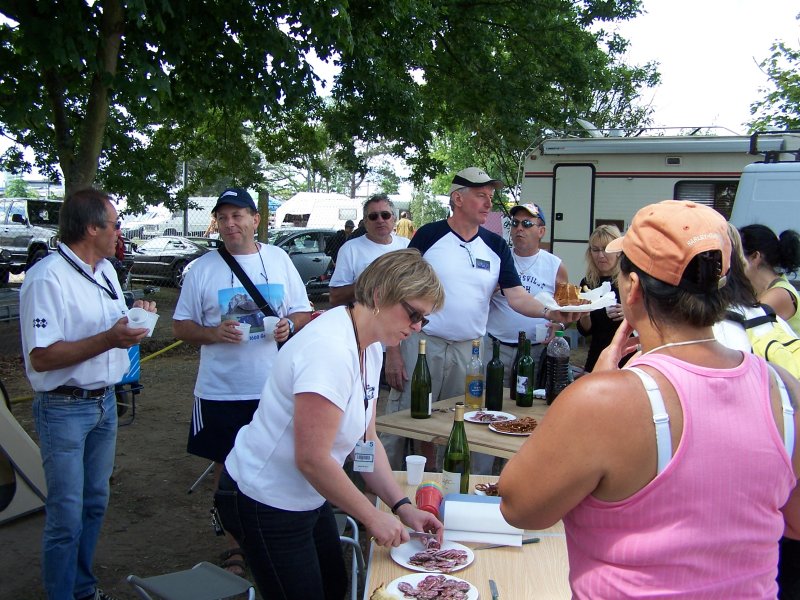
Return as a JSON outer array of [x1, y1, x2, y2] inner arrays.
[[408, 530, 438, 545], [473, 537, 540, 551], [489, 579, 500, 600]]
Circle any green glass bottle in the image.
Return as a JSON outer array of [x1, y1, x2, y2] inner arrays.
[[410, 339, 432, 419], [442, 402, 470, 496], [515, 338, 535, 407], [485, 338, 504, 411], [509, 331, 526, 401]]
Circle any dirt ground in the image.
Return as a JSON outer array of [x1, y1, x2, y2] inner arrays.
[[1, 285, 288, 600]]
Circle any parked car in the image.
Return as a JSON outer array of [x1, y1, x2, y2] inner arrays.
[[129, 235, 222, 287], [179, 228, 336, 297], [0, 197, 61, 284]]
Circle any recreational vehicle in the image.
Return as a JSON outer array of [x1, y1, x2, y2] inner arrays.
[[520, 129, 793, 278], [274, 192, 361, 230]]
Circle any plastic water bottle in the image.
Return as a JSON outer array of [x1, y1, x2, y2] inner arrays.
[[545, 330, 571, 405]]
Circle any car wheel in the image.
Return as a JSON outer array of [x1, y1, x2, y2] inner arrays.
[[27, 249, 48, 270], [172, 260, 188, 288]]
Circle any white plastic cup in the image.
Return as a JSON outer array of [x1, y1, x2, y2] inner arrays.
[[535, 323, 549, 343], [235, 322, 251, 343], [262, 316, 280, 339], [405, 455, 426, 486], [127, 307, 159, 337]]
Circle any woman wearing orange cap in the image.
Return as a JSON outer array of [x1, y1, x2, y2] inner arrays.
[[499, 200, 800, 598]]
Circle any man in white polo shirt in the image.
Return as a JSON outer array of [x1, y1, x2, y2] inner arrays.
[[486, 203, 569, 385], [20, 188, 156, 600], [384, 168, 576, 469], [329, 193, 410, 307]]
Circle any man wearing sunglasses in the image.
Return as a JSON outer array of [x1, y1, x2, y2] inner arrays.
[[329, 194, 410, 307], [383, 168, 577, 470], [486, 203, 569, 387]]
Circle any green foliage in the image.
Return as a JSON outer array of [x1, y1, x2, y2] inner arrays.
[[3, 178, 34, 198], [409, 185, 448, 228], [749, 40, 800, 132]]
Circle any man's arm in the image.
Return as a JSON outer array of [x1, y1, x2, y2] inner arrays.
[[384, 344, 407, 391], [504, 285, 577, 324], [329, 285, 355, 307]]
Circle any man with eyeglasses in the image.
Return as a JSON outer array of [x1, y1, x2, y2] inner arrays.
[[486, 203, 568, 386], [383, 168, 577, 470], [173, 187, 312, 575], [20, 188, 157, 600], [329, 194, 410, 307]]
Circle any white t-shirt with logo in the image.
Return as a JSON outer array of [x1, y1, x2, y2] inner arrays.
[[225, 306, 382, 510], [330, 233, 410, 287]]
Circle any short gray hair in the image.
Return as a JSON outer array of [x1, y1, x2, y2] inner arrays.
[[363, 193, 395, 218]]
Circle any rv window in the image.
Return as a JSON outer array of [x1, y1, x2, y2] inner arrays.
[[674, 181, 738, 220], [338, 208, 358, 221]]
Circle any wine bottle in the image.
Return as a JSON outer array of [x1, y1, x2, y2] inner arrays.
[[509, 331, 526, 401], [516, 338, 535, 407], [464, 339, 484, 410], [442, 402, 470, 495], [485, 338, 504, 411], [410, 339, 432, 419]]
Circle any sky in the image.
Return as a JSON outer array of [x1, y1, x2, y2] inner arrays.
[[614, 0, 799, 134]]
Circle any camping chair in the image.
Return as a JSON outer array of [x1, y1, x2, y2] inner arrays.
[[335, 511, 365, 600], [127, 561, 255, 600], [116, 344, 143, 426]]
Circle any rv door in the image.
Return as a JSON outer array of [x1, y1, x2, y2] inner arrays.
[[550, 164, 594, 278]]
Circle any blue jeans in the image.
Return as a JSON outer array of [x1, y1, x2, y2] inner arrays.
[[33, 388, 117, 600], [215, 471, 347, 600]]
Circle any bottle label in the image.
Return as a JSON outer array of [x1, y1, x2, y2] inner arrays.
[[467, 379, 484, 397], [516, 375, 529, 395], [427, 392, 432, 415], [442, 470, 462, 496]]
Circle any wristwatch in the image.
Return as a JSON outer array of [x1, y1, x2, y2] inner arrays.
[[286, 318, 295, 335]]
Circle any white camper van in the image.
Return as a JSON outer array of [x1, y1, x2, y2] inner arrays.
[[274, 192, 361, 230], [521, 128, 791, 278]]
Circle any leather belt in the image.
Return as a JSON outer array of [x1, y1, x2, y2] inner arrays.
[[489, 334, 517, 348], [50, 385, 113, 398]]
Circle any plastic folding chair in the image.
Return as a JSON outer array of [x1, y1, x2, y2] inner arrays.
[[127, 561, 255, 600], [335, 511, 365, 600]]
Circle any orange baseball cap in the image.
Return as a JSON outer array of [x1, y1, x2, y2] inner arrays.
[[604, 200, 730, 288]]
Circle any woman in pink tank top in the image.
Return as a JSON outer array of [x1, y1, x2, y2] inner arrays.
[[499, 201, 800, 599]]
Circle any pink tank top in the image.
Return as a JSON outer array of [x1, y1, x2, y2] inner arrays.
[[564, 352, 796, 599]]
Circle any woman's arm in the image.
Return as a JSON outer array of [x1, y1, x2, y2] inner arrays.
[[293, 392, 413, 547]]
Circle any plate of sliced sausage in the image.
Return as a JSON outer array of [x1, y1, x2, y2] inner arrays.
[[390, 538, 474, 573], [386, 573, 478, 600]]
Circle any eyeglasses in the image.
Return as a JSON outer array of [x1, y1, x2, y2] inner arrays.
[[401, 301, 429, 327], [104, 220, 121, 230], [459, 243, 475, 268], [511, 218, 540, 229], [367, 211, 393, 221], [590, 247, 608, 254]]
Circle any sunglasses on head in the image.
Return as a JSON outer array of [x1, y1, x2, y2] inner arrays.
[[401, 301, 429, 327], [367, 211, 393, 221], [511, 218, 539, 229]]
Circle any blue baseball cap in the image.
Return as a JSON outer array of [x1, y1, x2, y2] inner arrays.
[[212, 187, 257, 213], [510, 203, 545, 225]]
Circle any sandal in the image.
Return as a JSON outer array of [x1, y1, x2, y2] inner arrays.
[[219, 547, 247, 577]]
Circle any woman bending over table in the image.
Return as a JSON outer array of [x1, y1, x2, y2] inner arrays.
[[217, 249, 445, 600], [499, 201, 800, 599]]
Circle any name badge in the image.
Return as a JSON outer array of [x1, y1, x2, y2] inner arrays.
[[475, 258, 490, 271], [353, 440, 375, 472]]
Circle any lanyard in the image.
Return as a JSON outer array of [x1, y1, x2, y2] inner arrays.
[[347, 305, 370, 442], [58, 247, 119, 301]]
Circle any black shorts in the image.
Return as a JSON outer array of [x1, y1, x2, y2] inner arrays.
[[187, 397, 259, 462]]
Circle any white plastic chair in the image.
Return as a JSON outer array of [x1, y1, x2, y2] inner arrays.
[[127, 561, 255, 600]]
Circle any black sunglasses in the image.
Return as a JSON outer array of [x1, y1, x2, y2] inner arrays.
[[401, 301, 429, 327], [511, 218, 539, 229], [367, 211, 393, 221]]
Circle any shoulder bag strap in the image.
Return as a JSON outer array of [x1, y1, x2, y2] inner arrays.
[[217, 245, 277, 319]]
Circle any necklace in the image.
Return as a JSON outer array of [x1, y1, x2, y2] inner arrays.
[[642, 337, 716, 356], [514, 251, 541, 277]]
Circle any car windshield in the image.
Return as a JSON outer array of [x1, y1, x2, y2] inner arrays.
[[26, 200, 62, 226], [268, 230, 295, 246]]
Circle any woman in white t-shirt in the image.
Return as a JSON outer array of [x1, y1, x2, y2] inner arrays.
[[218, 249, 445, 600]]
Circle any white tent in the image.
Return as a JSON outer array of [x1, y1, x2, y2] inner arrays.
[[273, 192, 360, 230]]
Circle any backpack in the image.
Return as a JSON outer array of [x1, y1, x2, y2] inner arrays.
[[725, 304, 800, 380]]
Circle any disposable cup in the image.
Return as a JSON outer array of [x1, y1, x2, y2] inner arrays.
[[262, 316, 280, 338], [235, 322, 251, 343], [127, 307, 159, 337], [405, 455, 426, 486], [535, 323, 549, 343], [415, 482, 443, 519]]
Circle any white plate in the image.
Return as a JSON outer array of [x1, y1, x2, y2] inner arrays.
[[489, 421, 536, 436], [385, 573, 479, 600], [463, 410, 515, 424], [535, 282, 616, 313], [390, 539, 474, 573]]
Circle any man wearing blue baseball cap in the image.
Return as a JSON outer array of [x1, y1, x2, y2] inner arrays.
[[173, 187, 312, 574]]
